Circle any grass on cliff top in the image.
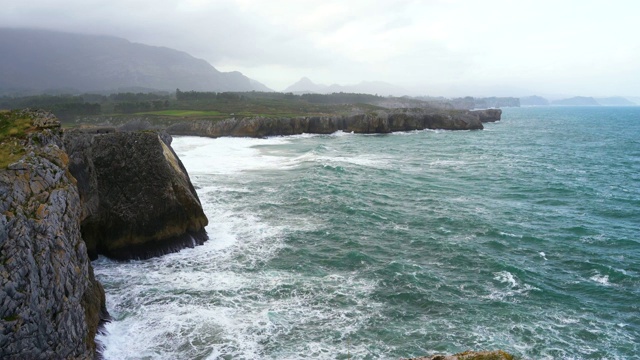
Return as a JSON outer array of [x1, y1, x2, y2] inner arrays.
[[0, 110, 35, 168], [62, 94, 389, 127], [135, 109, 224, 117], [129, 98, 385, 120]]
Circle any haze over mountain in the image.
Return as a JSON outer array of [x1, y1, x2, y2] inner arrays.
[[550, 96, 638, 106], [520, 96, 550, 106], [595, 97, 637, 106], [0, 28, 272, 94], [1, 1, 639, 97], [284, 77, 407, 96]]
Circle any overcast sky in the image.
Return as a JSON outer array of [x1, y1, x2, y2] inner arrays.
[[2, 0, 639, 97]]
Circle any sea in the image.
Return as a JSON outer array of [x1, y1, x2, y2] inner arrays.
[[94, 106, 640, 360]]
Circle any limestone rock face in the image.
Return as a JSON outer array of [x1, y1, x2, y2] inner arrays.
[[0, 113, 107, 359], [65, 131, 209, 260], [166, 109, 486, 138]]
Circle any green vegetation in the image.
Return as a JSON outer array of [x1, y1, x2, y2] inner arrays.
[[2, 90, 511, 131], [0, 94, 101, 118], [135, 110, 224, 117], [2, 314, 19, 322], [0, 90, 388, 125], [1, 91, 518, 128], [0, 111, 32, 138], [0, 110, 34, 168], [170, 90, 385, 120]]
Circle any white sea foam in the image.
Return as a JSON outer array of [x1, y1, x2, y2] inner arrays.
[[554, 315, 579, 325], [174, 135, 393, 174], [330, 130, 354, 137], [499, 231, 523, 239], [485, 271, 540, 302], [96, 136, 388, 359], [494, 271, 518, 288], [590, 273, 611, 286], [314, 155, 389, 168], [282, 132, 334, 140], [172, 136, 292, 175], [429, 159, 467, 167], [97, 261, 382, 359], [389, 130, 416, 136], [287, 149, 390, 169]]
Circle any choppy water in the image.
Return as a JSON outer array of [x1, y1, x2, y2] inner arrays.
[[95, 106, 640, 359]]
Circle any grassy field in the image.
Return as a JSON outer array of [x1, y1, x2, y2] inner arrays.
[[114, 96, 387, 124], [0, 110, 34, 168], [163, 95, 386, 120], [135, 110, 224, 117], [3, 91, 398, 127]]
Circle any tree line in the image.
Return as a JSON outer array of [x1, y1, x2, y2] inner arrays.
[[0, 92, 172, 119]]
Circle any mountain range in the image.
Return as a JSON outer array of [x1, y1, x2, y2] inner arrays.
[[2, 28, 638, 102], [284, 77, 407, 96], [0, 28, 271, 94]]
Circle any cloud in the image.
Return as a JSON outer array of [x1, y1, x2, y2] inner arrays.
[[1, 0, 640, 95]]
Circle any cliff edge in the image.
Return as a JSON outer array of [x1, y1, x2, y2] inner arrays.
[[0, 110, 108, 359], [1, 109, 209, 358], [166, 109, 501, 138]]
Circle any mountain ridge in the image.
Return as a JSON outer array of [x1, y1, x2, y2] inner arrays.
[[0, 28, 272, 94], [284, 77, 407, 96]]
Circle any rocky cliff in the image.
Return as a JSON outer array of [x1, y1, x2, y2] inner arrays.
[[0, 110, 107, 359], [64, 130, 209, 260], [1, 109, 209, 358], [475, 109, 502, 123], [166, 109, 501, 138]]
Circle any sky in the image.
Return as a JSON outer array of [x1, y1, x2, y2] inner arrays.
[[2, 0, 639, 97]]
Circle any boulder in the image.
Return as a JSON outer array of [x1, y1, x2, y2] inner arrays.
[[472, 109, 502, 122], [65, 130, 209, 260]]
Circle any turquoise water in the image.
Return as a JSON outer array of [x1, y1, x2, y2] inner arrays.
[[95, 106, 640, 359]]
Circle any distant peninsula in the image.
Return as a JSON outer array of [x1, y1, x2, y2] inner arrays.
[[551, 96, 601, 106], [520, 95, 636, 107], [1, 90, 505, 135]]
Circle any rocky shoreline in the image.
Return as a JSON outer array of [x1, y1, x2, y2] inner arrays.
[[1, 110, 208, 358], [403, 350, 515, 360], [1, 109, 510, 359], [165, 109, 502, 138]]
